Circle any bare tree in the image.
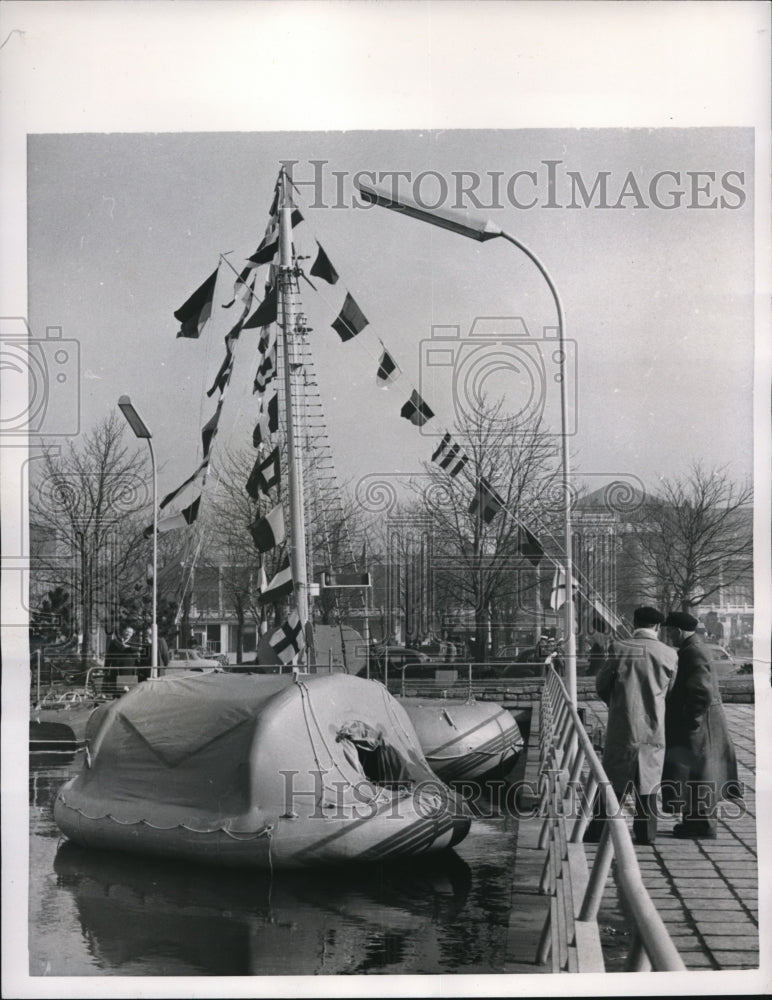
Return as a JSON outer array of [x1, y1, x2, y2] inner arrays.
[[29, 412, 153, 662], [629, 464, 753, 612], [411, 400, 563, 661]]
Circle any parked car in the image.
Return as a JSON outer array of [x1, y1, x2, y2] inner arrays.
[[163, 648, 222, 674], [357, 645, 432, 678], [704, 644, 741, 677]]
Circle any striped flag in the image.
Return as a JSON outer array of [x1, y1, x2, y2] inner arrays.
[[146, 495, 201, 537], [253, 332, 277, 393], [174, 267, 218, 339], [252, 388, 279, 448], [269, 611, 305, 665], [160, 460, 209, 510], [249, 503, 286, 553], [431, 433, 469, 477], [248, 208, 304, 267], [259, 555, 294, 604]]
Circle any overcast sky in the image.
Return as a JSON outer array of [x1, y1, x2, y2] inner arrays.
[[26, 127, 754, 521]]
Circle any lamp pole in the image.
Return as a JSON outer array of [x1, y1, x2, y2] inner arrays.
[[355, 180, 577, 704], [118, 395, 158, 677]]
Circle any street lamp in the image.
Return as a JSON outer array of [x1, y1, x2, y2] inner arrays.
[[355, 179, 578, 704], [118, 395, 158, 677]]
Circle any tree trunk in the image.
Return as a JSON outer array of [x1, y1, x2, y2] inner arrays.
[[473, 609, 488, 664]]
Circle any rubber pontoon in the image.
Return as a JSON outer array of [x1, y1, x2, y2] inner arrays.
[[54, 671, 471, 868]]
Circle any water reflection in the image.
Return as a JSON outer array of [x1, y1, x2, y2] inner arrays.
[[53, 842, 473, 976]]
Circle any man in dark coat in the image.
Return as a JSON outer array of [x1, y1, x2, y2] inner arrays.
[[662, 611, 742, 838], [584, 606, 677, 845], [104, 625, 136, 696]]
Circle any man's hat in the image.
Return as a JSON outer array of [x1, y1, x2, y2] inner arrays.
[[634, 606, 665, 626], [664, 611, 699, 631]]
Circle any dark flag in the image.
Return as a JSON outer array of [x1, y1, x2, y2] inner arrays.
[[518, 525, 544, 565], [269, 611, 305, 664], [400, 389, 435, 427], [468, 476, 504, 525], [246, 447, 280, 499], [259, 555, 294, 604], [431, 432, 469, 477], [244, 283, 277, 329], [332, 292, 369, 342], [174, 268, 218, 339], [249, 503, 286, 553], [376, 349, 399, 387], [206, 344, 234, 398], [201, 401, 223, 459], [160, 460, 209, 510], [310, 242, 339, 285]]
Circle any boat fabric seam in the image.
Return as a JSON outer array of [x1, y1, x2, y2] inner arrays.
[[56, 802, 274, 839]]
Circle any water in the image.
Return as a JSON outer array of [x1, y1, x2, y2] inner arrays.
[[29, 754, 526, 977]]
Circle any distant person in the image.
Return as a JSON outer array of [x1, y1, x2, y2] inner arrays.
[[104, 625, 135, 696], [584, 606, 677, 845], [661, 611, 742, 839], [136, 628, 170, 681]]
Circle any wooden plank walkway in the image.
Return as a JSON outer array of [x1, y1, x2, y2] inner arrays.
[[505, 699, 759, 972]]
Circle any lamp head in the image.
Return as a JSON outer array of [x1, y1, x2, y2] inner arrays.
[[355, 180, 502, 242], [118, 395, 152, 439]]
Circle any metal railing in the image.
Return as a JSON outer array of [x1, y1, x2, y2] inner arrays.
[[535, 665, 686, 973]]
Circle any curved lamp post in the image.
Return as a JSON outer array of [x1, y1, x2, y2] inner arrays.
[[354, 180, 577, 705], [118, 395, 158, 677]]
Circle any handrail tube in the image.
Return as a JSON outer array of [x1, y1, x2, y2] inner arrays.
[[545, 666, 686, 971]]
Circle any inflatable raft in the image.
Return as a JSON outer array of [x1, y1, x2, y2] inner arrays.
[[54, 672, 471, 868], [400, 698, 524, 782]]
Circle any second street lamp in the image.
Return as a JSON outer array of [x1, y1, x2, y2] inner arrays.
[[118, 395, 158, 677], [355, 179, 578, 705]]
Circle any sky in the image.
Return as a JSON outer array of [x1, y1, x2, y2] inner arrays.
[[24, 127, 755, 521]]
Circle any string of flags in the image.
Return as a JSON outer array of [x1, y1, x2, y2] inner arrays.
[[166, 167, 564, 622]]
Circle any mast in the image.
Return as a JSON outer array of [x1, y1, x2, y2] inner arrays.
[[278, 166, 310, 633]]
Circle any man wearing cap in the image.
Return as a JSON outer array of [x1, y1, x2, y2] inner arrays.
[[662, 611, 741, 838], [585, 606, 678, 845]]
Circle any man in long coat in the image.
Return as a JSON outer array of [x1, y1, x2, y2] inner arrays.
[[662, 611, 742, 838], [585, 606, 677, 845]]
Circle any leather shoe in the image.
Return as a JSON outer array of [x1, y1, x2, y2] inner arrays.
[[673, 822, 717, 839]]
